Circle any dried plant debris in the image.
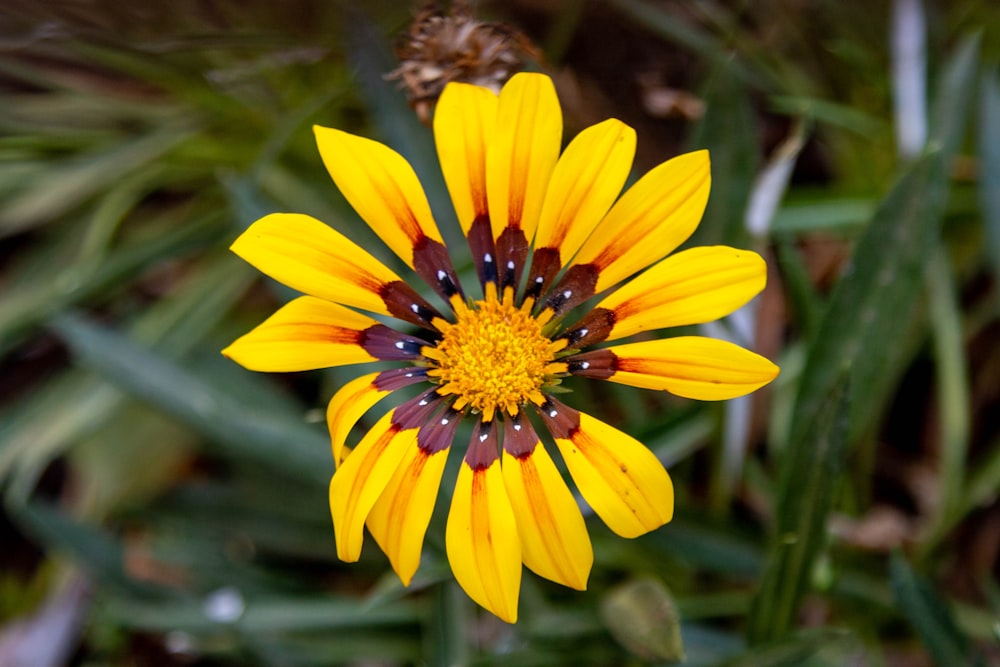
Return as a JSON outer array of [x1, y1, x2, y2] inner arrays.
[[387, 0, 540, 123]]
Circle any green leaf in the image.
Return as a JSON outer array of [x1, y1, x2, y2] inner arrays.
[[607, 0, 729, 69], [771, 198, 874, 234], [688, 56, 757, 248], [715, 628, 861, 667], [0, 210, 224, 355], [746, 370, 849, 644], [790, 34, 978, 452], [0, 127, 196, 237], [425, 581, 470, 667], [923, 250, 972, 548], [927, 35, 981, 158], [102, 593, 421, 633], [0, 256, 254, 501], [749, 34, 979, 646], [7, 501, 148, 594], [962, 435, 1000, 519], [978, 66, 1000, 280], [890, 552, 986, 667], [769, 95, 883, 136], [49, 313, 331, 487]]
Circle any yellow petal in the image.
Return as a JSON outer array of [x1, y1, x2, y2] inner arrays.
[[573, 150, 711, 292], [329, 410, 414, 562], [230, 213, 400, 315], [435, 82, 498, 233], [327, 373, 387, 467], [446, 423, 521, 623], [367, 442, 450, 585], [222, 296, 377, 372], [596, 246, 766, 342], [501, 419, 592, 590], [542, 401, 673, 538], [534, 119, 635, 259], [314, 126, 444, 268], [327, 368, 426, 467], [594, 337, 780, 400], [486, 72, 561, 242]]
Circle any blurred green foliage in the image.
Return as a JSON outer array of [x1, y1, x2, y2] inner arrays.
[[2, 1, 1000, 665]]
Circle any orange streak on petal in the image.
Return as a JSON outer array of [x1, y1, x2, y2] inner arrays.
[[446, 461, 521, 622]]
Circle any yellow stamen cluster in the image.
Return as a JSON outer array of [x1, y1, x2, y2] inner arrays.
[[427, 288, 565, 421]]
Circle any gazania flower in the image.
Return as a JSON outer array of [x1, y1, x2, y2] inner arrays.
[[223, 73, 778, 623]]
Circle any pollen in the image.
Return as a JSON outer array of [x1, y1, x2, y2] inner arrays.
[[427, 288, 560, 421]]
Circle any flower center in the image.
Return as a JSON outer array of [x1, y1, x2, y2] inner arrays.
[[428, 289, 561, 421]]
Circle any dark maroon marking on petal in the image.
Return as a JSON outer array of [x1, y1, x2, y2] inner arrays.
[[537, 397, 581, 440], [524, 246, 562, 302], [393, 389, 445, 430], [566, 349, 618, 379], [501, 413, 538, 459], [495, 227, 529, 293], [380, 281, 442, 330], [417, 407, 461, 454], [467, 215, 498, 288], [559, 307, 616, 348], [413, 235, 464, 301], [464, 419, 500, 471], [545, 263, 599, 315], [374, 366, 429, 392], [359, 325, 427, 361]]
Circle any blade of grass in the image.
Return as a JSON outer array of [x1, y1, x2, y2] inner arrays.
[[789, 35, 978, 452], [746, 370, 850, 644], [7, 501, 152, 595], [771, 198, 874, 234], [688, 55, 757, 248], [716, 628, 861, 667], [0, 210, 225, 355], [922, 250, 971, 550], [714, 120, 807, 511], [49, 313, 330, 486], [0, 126, 196, 237], [774, 238, 822, 338], [890, 552, 986, 667], [0, 255, 255, 502], [979, 66, 1000, 281], [102, 593, 421, 633], [961, 434, 1000, 518], [426, 581, 469, 667]]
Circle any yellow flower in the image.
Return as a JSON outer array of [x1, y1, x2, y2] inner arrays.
[[223, 73, 778, 623]]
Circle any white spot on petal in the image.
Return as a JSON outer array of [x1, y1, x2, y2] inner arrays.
[[507, 260, 516, 270], [535, 276, 544, 284], [563, 290, 572, 299], [394, 341, 406, 349], [484, 253, 493, 262], [513, 423, 522, 431], [580, 361, 590, 370], [441, 417, 450, 425], [479, 432, 489, 442], [437, 269, 447, 281], [419, 399, 429, 406], [549, 409, 558, 418], [579, 328, 588, 337], [410, 303, 420, 313]]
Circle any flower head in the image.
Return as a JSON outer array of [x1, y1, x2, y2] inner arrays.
[[387, 0, 540, 123], [223, 73, 778, 623]]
